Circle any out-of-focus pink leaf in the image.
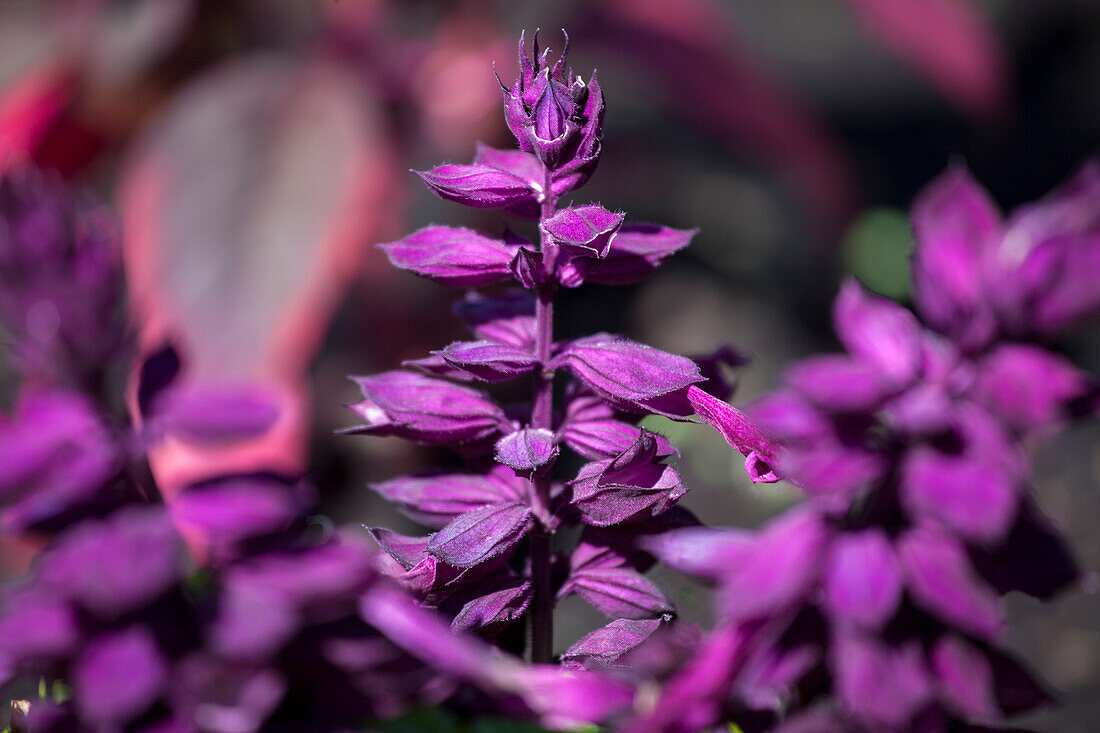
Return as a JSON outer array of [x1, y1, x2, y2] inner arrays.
[[843, 0, 1009, 119], [584, 0, 860, 238], [120, 57, 402, 493], [0, 63, 75, 167]]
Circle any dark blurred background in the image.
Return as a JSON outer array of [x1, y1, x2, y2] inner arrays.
[[0, 1, 1097, 729]]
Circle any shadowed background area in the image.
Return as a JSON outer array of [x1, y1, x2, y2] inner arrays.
[[0, 1, 1097, 729]]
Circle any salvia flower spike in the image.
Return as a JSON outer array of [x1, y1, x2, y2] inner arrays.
[[349, 29, 705, 670]]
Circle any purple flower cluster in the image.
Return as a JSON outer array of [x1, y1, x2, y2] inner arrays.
[[637, 163, 1097, 732], [350, 31, 715, 665], [0, 166, 555, 732]]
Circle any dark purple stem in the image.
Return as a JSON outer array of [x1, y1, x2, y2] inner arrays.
[[528, 175, 557, 664]]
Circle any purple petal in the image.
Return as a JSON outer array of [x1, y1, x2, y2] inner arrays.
[[453, 290, 536, 346], [641, 526, 753, 581], [152, 382, 280, 444], [170, 475, 304, 544], [578, 223, 697, 285], [39, 506, 183, 620], [369, 466, 526, 529], [474, 142, 544, 187], [832, 631, 932, 728], [556, 335, 703, 410], [509, 246, 546, 289], [415, 163, 535, 210], [896, 524, 1004, 639], [443, 575, 533, 634], [0, 590, 78, 664], [495, 428, 559, 475], [833, 278, 923, 386], [560, 416, 677, 461], [569, 448, 686, 527], [509, 666, 634, 731], [561, 617, 668, 669], [738, 641, 820, 712], [427, 502, 533, 568], [930, 634, 999, 720], [911, 164, 1003, 350], [822, 529, 902, 629], [208, 581, 298, 662], [565, 566, 674, 620], [972, 344, 1091, 434], [401, 353, 476, 381], [345, 371, 506, 445], [367, 527, 430, 568], [434, 339, 539, 382], [540, 204, 625, 258], [900, 445, 1019, 544], [378, 226, 517, 287], [74, 627, 168, 726], [687, 386, 781, 482], [715, 509, 828, 622], [785, 355, 891, 413]]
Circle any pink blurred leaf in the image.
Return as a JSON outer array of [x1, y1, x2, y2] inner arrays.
[[843, 0, 1009, 119], [120, 57, 401, 492]]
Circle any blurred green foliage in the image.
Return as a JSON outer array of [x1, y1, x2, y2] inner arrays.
[[842, 207, 915, 301]]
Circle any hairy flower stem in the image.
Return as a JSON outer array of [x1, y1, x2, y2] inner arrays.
[[528, 181, 558, 664]]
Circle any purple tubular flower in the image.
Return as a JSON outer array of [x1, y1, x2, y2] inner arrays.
[[540, 204, 625, 258], [344, 371, 507, 445], [378, 226, 520, 287], [686, 385, 781, 483]]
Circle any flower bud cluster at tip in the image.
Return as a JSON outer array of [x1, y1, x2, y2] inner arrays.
[[348, 29, 749, 699]]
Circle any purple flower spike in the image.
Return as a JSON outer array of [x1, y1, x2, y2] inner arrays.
[[555, 335, 703, 417], [822, 530, 902, 630], [345, 371, 507, 445], [540, 204, 625, 259], [415, 164, 536, 210], [427, 502, 533, 568], [495, 428, 559, 476], [378, 226, 519, 287], [687, 385, 781, 483]]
